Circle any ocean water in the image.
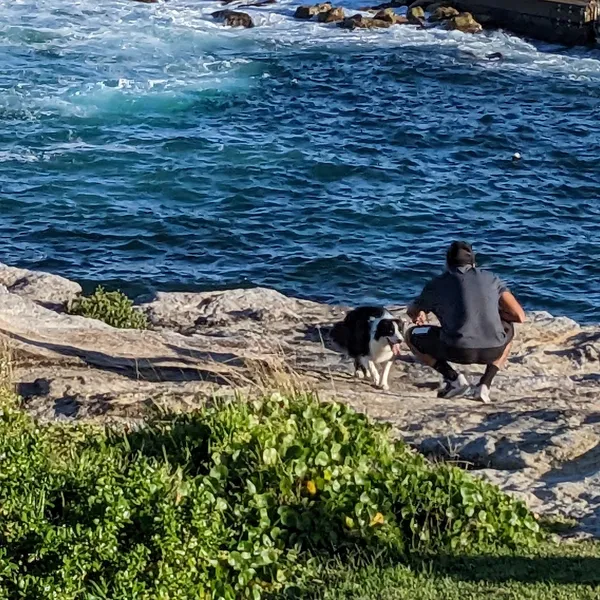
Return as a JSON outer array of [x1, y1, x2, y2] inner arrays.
[[1, 0, 599, 323]]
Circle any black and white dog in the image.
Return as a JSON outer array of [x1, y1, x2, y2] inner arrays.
[[330, 306, 405, 390]]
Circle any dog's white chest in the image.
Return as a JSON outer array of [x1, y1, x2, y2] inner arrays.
[[369, 339, 394, 364]]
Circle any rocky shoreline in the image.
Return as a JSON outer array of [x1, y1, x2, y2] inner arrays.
[[1, 262, 599, 538], [175, 0, 600, 46], [206, 1, 485, 34]]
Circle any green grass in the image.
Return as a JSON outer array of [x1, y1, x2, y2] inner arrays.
[[0, 386, 595, 599], [313, 541, 600, 599]]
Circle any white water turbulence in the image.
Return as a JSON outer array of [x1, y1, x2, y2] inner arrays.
[[3, 0, 600, 119]]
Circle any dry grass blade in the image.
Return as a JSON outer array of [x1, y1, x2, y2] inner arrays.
[[0, 339, 14, 394]]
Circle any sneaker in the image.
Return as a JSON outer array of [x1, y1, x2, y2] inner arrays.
[[473, 383, 491, 404], [437, 374, 469, 399]]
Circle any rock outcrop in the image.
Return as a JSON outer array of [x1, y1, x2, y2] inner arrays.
[[429, 5, 459, 21], [407, 5, 426, 24], [294, 3, 332, 19], [317, 7, 345, 23], [211, 10, 254, 28], [0, 263, 81, 310], [374, 8, 409, 24], [338, 14, 393, 29], [447, 11, 483, 33], [0, 264, 599, 538]]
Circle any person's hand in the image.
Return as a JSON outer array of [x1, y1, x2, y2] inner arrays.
[[413, 311, 427, 325]]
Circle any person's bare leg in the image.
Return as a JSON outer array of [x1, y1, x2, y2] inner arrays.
[[406, 335, 468, 398], [406, 338, 436, 367], [493, 342, 512, 369], [477, 343, 512, 403]]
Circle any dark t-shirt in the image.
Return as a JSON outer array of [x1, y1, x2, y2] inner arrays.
[[411, 266, 508, 349]]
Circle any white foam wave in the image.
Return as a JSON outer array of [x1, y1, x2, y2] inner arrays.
[[0, 150, 39, 163], [1, 0, 599, 118]]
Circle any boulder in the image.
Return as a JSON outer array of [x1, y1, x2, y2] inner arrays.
[[293, 2, 332, 19], [447, 12, 483, 33], [317, 7, 345, 22], [0, 263, 81, 310], [407, 6, 426, 24], [429, 5, 459, 21], [211, 9, 254, 28], [338, 14, 393, 29], [374, 8, 409, 24], [141, 287, 308, 333]]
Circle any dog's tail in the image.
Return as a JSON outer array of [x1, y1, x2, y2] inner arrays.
[[329, 321, 349, 354]]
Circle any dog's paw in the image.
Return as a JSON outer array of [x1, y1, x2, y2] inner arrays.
[[378, 383, 390, 391], [354, 370, 365, 380]]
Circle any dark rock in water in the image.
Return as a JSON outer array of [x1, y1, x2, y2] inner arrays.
[[425, 1, 444, 11], [358, 0, 407, 10], [293, 2, 332, 19], [211, 9, 254, 27], [407, 6, 426, 25], [239, 0, 276, 7], [374, 7, 409, 24], [460, 50, 504, 61], [447, 12, 482, 33], [429, 6, 459, 22], [338, 13, 393, 29], [317, 7, 345, 22], [407, 0, 437, 10]]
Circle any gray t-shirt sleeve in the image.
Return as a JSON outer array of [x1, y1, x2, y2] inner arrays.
[[494, 275, 508, 295]]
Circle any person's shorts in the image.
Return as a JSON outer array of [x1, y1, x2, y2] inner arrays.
[[407, 321, 514, 365]]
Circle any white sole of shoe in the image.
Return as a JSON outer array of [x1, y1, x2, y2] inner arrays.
[[443, 384, 470, 399]]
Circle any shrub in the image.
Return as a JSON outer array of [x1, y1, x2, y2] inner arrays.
[[0, 392, 540, 599], [67, 285, 147, 330]]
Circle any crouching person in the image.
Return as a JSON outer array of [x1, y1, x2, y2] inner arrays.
[[406, 241, 526, 403]]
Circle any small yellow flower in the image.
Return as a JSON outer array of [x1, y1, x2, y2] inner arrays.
[[306, 480, 317, 495], [370, 512, 385, 526]]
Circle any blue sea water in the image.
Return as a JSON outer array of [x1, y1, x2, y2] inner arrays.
[[1, 0, 599, 323]]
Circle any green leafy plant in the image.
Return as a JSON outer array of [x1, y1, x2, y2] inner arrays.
[[67, 285, 147, 330], [0, 392, 541, 599]]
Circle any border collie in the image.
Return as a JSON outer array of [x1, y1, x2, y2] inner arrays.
[[330, 306, 405, 390]]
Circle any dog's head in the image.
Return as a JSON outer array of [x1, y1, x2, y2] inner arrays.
[[373, 317, 405, 355]]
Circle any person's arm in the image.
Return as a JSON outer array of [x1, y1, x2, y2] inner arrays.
[[499, 290, 526, 324], [407, 281, 434, 325], [407, 303, 427, 325]]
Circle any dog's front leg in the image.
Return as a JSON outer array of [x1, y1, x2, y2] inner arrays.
[[367, 360, 380, 387], [379, 360, 393, 391], [358, 357, 379, 386]]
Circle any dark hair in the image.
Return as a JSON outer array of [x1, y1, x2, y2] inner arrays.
[[446, 241, 475, 267]]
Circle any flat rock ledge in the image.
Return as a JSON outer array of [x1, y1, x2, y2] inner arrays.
[[0, 262, 599, 538]]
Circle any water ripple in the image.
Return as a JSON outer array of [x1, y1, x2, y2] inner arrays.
[[0, 0, 599, 322]]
